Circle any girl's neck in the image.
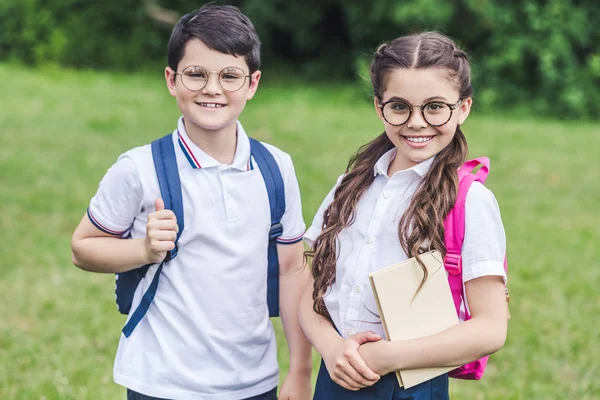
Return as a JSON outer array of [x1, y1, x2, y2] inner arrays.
[[387, 151, 418, 177], [184, 120, 238, 165]]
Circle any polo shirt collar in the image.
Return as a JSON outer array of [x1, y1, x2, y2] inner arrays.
[[373, 148, 435, 178], [176, 117, 253, 171]]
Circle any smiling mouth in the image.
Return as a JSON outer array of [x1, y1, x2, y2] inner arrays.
[[403, 135, 434, 143], [195, 102, 226, 108]]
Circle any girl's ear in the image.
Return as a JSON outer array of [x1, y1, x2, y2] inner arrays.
[[374, 97, 384, 119], [457, 97, 473, 125]]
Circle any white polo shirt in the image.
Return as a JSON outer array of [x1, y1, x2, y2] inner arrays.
[[304, 149, 506, 339], [88, 117, 305, 399]]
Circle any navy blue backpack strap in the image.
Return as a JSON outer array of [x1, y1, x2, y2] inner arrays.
[[249, 138, 285, 317], [121, 133, 185, 337]]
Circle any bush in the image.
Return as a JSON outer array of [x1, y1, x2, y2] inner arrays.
[[1, 0, 598, 118]]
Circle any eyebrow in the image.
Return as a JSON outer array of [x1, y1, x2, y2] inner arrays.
[[385, 95, 449, 103], [182, 65, 247, 72]]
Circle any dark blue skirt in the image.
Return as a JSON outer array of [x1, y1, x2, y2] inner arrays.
[[313, 360, 449, 400]]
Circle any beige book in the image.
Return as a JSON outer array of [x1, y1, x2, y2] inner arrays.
[[368, 250, 459, 389]]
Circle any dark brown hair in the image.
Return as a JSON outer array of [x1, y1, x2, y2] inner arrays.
[[307, 32, 472, 319], [167, 4, 261, 73]]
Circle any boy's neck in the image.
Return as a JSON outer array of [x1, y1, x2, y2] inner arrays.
[[184, 120, 238, 166]]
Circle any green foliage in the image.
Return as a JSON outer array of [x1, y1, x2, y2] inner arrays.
[[0, 0, 599, 118], [0, 0, 167, 68]]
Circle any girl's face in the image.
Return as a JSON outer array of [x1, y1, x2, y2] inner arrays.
[[374, 67, 472, 173]]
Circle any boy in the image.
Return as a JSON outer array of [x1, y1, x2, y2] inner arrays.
[[71, 4, 312, 400]]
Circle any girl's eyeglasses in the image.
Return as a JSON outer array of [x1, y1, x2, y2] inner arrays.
[[378, 99, 462, 127]]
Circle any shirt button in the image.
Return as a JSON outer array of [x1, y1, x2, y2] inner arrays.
[[383, 190, 391, 199], [346, 329, 355, 336], [366, 236, 374, 244], [354, 285, 362, 293]]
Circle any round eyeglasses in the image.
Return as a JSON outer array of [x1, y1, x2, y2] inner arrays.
[[176, 66, 251, 92], [378, 99, 463, 127]]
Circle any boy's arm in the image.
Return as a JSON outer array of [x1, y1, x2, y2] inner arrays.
[[71, 199, 177, 273], [277, 241, 312, 398]]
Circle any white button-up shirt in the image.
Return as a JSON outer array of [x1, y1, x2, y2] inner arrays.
[[304, 149, 506, 339]]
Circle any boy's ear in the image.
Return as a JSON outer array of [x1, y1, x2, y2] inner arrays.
[[246, 70, 261, 100], [457, 97, 472, 125], [165, 67, 177, 96]]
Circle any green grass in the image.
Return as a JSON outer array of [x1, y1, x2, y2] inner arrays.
[[0, 63, 599, 399]]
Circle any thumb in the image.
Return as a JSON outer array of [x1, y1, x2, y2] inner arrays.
[[155, 198, 165, 212], [352, 330, 382, 345]]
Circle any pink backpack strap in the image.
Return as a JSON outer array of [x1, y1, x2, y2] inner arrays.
[[458, 157, 489, 183], [443, 159, 488, 316]]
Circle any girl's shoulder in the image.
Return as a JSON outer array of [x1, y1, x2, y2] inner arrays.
[[465, 181, 501, 214]]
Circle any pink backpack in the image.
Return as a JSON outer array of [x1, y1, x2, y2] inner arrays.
[[442, 157, 509, 380]]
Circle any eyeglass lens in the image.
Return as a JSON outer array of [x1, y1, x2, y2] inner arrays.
[[180, 66, 247, 92], [382, 101, 453, 126]]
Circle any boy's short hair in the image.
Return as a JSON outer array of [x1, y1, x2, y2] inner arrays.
[[167, 4, 261, 73]]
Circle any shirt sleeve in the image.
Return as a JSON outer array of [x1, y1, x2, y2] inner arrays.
[[276, 153, 306, 244], [303, 174, 345, 248], [87, 153, 143, 236], [461, 181, 507, 284]]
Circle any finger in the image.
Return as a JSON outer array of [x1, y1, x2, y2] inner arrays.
[[347, 353, 380, 382], [150, 240, 176, 252], [340, 360, 375, 387], [149, 209, 177, 222], [155, 198, 165, 212], [149, 230, 177, 242], [352, 331, 381, 345], [334, 370, 364, 391], [335, 359, 368, 389], [147, 219, 179, 232]]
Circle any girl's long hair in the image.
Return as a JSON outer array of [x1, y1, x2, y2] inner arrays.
[[306, 32, 473, 319]]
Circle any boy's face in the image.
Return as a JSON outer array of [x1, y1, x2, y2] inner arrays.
[[165, 39, 261, 135]]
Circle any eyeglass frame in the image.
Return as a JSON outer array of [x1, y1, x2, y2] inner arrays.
[[175, 65, 252, 92], [377, 98, 463, 127]]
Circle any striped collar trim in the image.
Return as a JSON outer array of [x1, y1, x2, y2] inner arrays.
[[176, 119, 253, 171], [177, 130, 203, 169]]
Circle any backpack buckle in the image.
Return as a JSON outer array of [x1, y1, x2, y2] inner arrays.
[[269, 223, 283, 240], [444, 253, 462, 275]]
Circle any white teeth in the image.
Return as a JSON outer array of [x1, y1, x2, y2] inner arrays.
[[198, 103, 224, 108], [406, 136, 433, 143]]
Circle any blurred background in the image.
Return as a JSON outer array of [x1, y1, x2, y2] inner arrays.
[[0, 0, 598, 399]]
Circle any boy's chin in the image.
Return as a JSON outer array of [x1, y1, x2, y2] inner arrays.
[[185, 116, 236, 133]]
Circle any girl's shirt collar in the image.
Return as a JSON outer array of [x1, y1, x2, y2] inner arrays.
[[373, 148, 435, 178]]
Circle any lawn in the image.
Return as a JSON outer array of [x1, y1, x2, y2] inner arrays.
[[0, 63, 598, 399]]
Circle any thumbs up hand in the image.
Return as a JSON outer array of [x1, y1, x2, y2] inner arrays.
[[144, 198, 179, 264]]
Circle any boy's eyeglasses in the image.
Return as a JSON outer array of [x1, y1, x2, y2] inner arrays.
[[176, 66, 251, 92], [378, 99, 463, 127]]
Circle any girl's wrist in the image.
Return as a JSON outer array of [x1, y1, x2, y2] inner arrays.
[[387, 340, 407, 371], [316, 334, 343, 361]]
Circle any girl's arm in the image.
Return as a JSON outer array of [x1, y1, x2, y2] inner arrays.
[[359, 275, 507, 374], [297, 274, 382, 390]]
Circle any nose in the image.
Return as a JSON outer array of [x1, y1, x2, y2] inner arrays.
[[201, 72, 222, 96], [407, 108, 428, 130]]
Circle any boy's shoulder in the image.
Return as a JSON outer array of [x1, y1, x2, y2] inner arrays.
[[252, 140, 294, 171], [115, 132, 175, 170]]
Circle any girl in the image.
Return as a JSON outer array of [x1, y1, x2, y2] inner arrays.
[[299, 32, 508, 399]]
